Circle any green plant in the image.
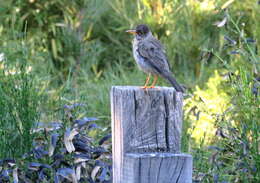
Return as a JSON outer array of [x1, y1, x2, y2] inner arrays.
[[0, 0, 260, 182], [0, 104, 112, 182], [0, 42, 41, 158], [184, 9, 260, 182]]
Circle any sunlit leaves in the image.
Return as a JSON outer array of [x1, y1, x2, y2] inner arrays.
[[185, 71, 231, 144]]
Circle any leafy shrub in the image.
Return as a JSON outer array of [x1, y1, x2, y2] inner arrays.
[[0, 104, 112, 182], [184, 70, 231, 144], [184, 11, 260, 182], [208, 69, 259, 182]]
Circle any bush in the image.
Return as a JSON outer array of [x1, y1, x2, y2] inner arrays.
[[184, 11, 260, 182], [0, 104, 112, 182]]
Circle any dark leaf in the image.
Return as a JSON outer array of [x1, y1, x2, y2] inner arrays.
[[208, 146, 223, 151], [28, 162, 42, 171], [236, 162, 245, 169], [19, 172, 33, 183], [53, 153, 65, 160], [0, 169, 10, 181], [54, 173, 60, 183], [95, 160, 107, 167], [32, 146, 48, 159], [230, 50, 239, 55], [74, 153, 91, 164], [242, 168, 248, 173], [213, 174, 219, 183], [87, 177, 95, 183], [98, 134, 112, 145], [98, 167, 108, 182], [28, 162, 51, 171], [252, 165, 257, 172], [74, 135, 93, 144], [224, 36, 237, 45], [103, 180, 112, 183], [38, 169, 47, 181], [252, 77, 260, 97], [41, 164, 52, 169], [73, 140, 92, 152], [64, 103, 85, 110], [0, 158, 16, 167], [56, 168, 77, 182], [92, 147, 108, 159], [88, 123, 101, 131], [216, 128, 227, 138], [49, 133, 59, 156], [245, 38, 256, 43], [74, 117, 99, 128]]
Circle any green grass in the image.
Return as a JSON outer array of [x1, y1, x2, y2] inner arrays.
[[0, 42, 41, 158]]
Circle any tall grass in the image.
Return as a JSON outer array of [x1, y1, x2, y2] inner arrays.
[[0, 41, 41, 158]]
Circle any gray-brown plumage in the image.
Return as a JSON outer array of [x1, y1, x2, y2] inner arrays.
[[126, 24, 184, 92]]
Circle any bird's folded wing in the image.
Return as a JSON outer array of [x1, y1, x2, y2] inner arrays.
[[137, 38, 171, 74]]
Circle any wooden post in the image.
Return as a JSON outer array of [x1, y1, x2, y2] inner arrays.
[[111, 86, 192, 183], [123, 153, 192, 183]]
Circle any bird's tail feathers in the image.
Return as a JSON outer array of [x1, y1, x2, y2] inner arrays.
[[162, 72, 184, 93]]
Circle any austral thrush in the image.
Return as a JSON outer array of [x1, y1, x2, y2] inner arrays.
[[126, 24, 184, 92]]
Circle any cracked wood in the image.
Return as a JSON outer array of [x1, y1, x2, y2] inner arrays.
[[111, 86, 191, 183]]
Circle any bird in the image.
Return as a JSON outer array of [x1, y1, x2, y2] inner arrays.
[[126, 24, 184, 92]]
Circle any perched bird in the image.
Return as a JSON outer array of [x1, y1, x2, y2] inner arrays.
[[126, 24, 184, 92]]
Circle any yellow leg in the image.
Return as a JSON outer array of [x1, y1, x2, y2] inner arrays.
[[148, 75, 158, 88], [141, 74, 151, 89]]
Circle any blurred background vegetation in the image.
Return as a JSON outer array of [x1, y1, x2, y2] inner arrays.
[[0, 0, 259, 182]]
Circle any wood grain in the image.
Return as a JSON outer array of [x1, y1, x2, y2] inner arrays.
[[123, 153, 192, 183], [111, 86, 190, 183]]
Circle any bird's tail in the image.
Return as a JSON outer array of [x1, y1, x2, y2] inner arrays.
[[162, 72, 184, 93]]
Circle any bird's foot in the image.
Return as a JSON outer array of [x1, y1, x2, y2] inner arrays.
[[141, 86, 148, 89], [140, 86, 159, 90]]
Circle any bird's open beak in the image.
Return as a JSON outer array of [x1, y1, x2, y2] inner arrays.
[[126, 29, 137, 35]]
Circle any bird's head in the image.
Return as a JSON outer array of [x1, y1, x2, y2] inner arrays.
[[126, 24, 151, 40]]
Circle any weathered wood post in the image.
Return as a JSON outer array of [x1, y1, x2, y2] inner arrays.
[[111, 86, 192, 183]]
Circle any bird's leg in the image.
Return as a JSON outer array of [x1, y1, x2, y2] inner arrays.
[[148, 75, 158, 88], [141, 74, 151, 89]]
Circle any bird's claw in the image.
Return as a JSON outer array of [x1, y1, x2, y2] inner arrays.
[[140, 86, 156, 90]]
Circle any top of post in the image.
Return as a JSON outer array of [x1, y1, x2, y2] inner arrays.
[[111, 86, 183, 93]]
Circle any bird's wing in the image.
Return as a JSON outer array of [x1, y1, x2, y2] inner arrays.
[[137, 37, 171, 75]]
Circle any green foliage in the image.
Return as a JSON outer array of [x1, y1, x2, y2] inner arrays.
[[213, 69, 259, 182], [0, 0, 260, 182], [184, 70, 231, 144], [183, 8, 260, 182], [0, 42, 41, 158], [184, 69, 259, 182], [0, 104, 111, 182], [2, 0, 108, 81]]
